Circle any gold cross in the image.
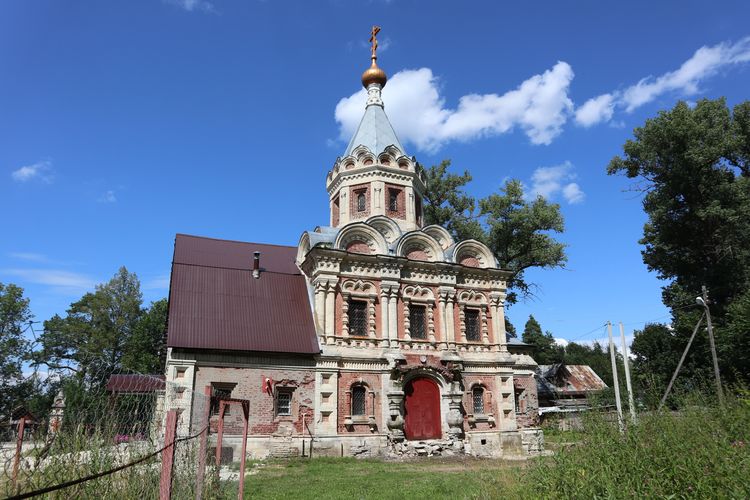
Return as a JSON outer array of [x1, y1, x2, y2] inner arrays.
[[369, 26, 381, 59]]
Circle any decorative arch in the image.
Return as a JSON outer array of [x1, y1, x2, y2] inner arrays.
[[351, 145, 375, 166], [366, 215, 402, 245], [296, 232, 311, 264], [453, 240, 497, 269], [402, 285, 436, 342], [334, 222, 389, 255], [384, 144, 405, 160], [378, 152, 394, 166], [395, 231, 444, 262], [422, 225, 455, 251], [340, 279, 377, 338]]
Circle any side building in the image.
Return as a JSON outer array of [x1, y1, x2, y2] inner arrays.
[[163, 42, 542, 459]]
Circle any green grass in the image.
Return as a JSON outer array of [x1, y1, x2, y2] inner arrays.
[[243, 391, 750, 499], [244, 457, 528, 499]]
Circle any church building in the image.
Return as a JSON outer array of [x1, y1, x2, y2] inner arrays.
[[163, 29, 541, 459]]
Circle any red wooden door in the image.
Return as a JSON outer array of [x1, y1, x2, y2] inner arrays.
[[404, 378, 442, 440]]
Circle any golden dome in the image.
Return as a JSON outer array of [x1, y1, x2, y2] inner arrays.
[[361, 57, 387, 88]]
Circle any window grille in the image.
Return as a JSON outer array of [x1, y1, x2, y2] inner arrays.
[[473, 387, 484, 414], [277, 390, 292, 416], [409, 304, 426, 339], [465, 309, 480, 341], [388, 189, 399, 211], [357, 192, 366, 212], [352, 386, 366, 416], [210, 383, 236, 415], [349, 300, 368, 337]]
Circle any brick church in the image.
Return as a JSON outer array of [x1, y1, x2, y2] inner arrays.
[[163, 30, 542, 458]]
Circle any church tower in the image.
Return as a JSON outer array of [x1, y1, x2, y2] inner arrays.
[[327, 28, 425, 232]]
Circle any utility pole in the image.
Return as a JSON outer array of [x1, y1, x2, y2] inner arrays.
[[619, 322, 637, 425], [658, 312, 705, 411], [698, 286, 724, 406], [607, 321, 624, 433]]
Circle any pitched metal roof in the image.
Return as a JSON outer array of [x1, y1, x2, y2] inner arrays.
[[107, 374, 166, 393], [344, 103, 405, 157], [166, 234, 319, 355]]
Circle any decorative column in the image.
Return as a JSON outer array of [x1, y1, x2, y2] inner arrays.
[[386, 391, 405, 441], [324, 281, 337, 345], [380, 286, 390, 346], [313, 280, 327, 342], [459, 304, 467, 343], [446, 292, 456, 348], [438, 291, 448, 349], [490, 292, 507, 351], [481, 305, 490, 345], [388, 289, 398, 348]]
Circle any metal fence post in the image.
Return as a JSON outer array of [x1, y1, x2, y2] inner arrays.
[[196, 385, 212, 500], [238, 401, 249, 500], [160, 409, 179, 500]]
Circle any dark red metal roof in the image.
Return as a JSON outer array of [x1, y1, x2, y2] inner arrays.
[[166, 234, 319, 355], [107, 374, 166, 393]]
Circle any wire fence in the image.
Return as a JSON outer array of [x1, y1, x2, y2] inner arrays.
[[1, 359, 236, 499]]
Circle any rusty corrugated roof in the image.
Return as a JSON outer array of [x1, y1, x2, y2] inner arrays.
[[537, 364, 607, 394], [166, 234, 319, 355], [106, 374, 166, 393]]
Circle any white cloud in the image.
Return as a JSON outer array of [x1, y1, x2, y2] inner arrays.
[[11, 160, 54, 183], [163, 0, 215, 13], [525, 161, 585, 205], [575, 93, 616, 127], [2, 268, 96, 291], [8, 252, 50, 263], [554, 338, 569, 347], [98, 190, 117, 203], [144, 275, 170, 290], [335, 62, 575, 153], [576, 36, 750, 126], [562, 182, 585, 204]]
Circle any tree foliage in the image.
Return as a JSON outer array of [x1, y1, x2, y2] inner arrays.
[[521, 315, 564, 365], [609, 98, 750, 387], [423, 160, 566, 304], [0, 282, 32, 420]]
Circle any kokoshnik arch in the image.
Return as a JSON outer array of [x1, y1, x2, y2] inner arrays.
[[162, 27, 543, 458]]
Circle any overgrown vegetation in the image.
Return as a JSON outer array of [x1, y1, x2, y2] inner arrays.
[[243, 391, 750, 499]]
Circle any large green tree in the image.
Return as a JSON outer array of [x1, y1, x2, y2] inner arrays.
[[121, 298, 168, 374], [0, 282, 33, 420], [423, 160, 566, 304], [522, 314, 564, 365], [608, 98, 750, 386], [35, 267, 144, 384]]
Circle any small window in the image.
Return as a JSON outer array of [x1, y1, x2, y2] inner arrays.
[[211, 383, 236, 416], [349, 300, 368, 337], [515, 390, 523, 414], [473, 387, 485, 414], [276, 390, 292, 416], [465, 309, 480, 341], [409, 304, 426, 340], [332, 196, 340, 226], [356, 192, 366, 212], [352, 386, 366, 416], [388, 189, 399, 211], [415, 196, 423, 225]]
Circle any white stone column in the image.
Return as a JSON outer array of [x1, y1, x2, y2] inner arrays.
[[388, 290, 398, 348], [380, 286, 390, 345], [446, 294, 456, 348], [324, 281, 336, 345], [438, 292, 447, 348], [490, 292, 507, 351], [313, 280, 326, 342]]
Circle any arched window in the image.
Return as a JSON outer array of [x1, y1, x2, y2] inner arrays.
[[357, 192, 366, 212], [352, 385, 367, 416], [472, 386, 485, 415]]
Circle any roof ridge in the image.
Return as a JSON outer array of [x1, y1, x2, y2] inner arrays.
[[175, 233, 296, 249]]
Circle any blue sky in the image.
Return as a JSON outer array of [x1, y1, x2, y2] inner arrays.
[[2, 0, 749, 348]]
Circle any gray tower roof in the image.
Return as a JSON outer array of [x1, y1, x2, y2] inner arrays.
[[344, 98, 405, 157]]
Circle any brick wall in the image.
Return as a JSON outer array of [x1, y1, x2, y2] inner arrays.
[[337, 372, 382, 433], [513, 375, 539, 428], [193, 366, 316, 436], [463, 374, 498, 432]]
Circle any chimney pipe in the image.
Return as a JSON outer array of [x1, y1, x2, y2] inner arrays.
[[252, 251, 261, 279]]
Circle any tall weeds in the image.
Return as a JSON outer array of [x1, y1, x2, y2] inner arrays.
[[528, 390, 750, 498]]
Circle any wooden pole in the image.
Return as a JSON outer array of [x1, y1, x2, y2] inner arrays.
[[607, 322, 624, 433], [658, 313, 704, 411], [196, 385, 212, 500], [11, 415, 26, 493], [238, 402, 249, 500], [159, 410, 179, 500], [619, 322, 637, 425], [701, 286, 724, 406]]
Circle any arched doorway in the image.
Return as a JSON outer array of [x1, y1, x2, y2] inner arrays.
[[403, 377, 442, 440]]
